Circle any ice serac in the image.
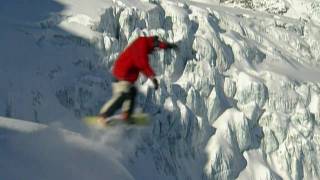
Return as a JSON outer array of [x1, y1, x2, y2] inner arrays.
[[102, 1, 320, 179], [2, 0, 320, 179]]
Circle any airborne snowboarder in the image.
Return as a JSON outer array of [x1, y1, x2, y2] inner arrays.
[[96, 36, 178, 126]]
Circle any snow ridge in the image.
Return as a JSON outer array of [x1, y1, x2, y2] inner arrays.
[[1, 0, 320, 179]]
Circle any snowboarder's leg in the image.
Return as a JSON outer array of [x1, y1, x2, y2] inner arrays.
[[121, 86, 137, 121], [99, 81, 131, 118]]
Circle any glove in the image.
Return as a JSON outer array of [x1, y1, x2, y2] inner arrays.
[[166, 43, 178, 50], [151, 77, 159, 90], [153, 36, 160, 48]]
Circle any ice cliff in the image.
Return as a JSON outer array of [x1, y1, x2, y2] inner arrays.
[[1, 0, 320, 179]]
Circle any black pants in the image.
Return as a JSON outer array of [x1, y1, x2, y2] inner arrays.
[[99, 81, 137, 118]]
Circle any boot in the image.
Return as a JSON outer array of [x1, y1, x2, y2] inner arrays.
[[96, 115, 108, 127], [122, 112, 134, 124]]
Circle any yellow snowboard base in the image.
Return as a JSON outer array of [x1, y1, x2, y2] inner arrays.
[[83, 113, 150, 128]]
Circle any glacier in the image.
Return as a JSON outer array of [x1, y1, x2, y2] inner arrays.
[[1, 0, 320, 179]]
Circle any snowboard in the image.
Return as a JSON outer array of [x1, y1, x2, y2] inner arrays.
[[83, 113, 150, 128]]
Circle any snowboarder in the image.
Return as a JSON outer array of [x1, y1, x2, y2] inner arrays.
[[97, 36, 178, 125]]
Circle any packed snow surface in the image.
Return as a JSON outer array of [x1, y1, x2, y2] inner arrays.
[[1, 0, 320, 179], [0, 117, 135, 180]]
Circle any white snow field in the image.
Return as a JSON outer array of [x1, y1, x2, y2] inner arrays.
[[0, 116, 135, 180], [1, 0, 320, 179]]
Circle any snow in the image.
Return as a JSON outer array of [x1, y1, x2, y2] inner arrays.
[[1, 0, 320, 179], [55, 0, 114, 19], [0, 116, 135, 180], [238, 150, 281, 180]]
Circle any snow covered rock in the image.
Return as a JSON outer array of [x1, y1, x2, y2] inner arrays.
[[205, 109, 253, 179], [2, 0, 320, 180]]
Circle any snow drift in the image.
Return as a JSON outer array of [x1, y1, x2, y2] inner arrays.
[[0, 116, 135, 180], [1, 0, 320, 179]]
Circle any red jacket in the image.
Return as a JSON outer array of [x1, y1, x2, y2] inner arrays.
[[112, 36, 168, 83]]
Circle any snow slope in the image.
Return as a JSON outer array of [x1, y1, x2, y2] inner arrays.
[[1, 0, 320, 179], [220, 0, 320, 24], [0, 116, 135, 180]]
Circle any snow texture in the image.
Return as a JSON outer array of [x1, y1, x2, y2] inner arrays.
[[1, 0, 320, 179]]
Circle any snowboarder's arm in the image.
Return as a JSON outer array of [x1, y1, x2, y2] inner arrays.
[[139, 53, 160, 90], [152, 36, 178, 50], [157, 41, 168, 49], [137, 55, 156, 78]]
